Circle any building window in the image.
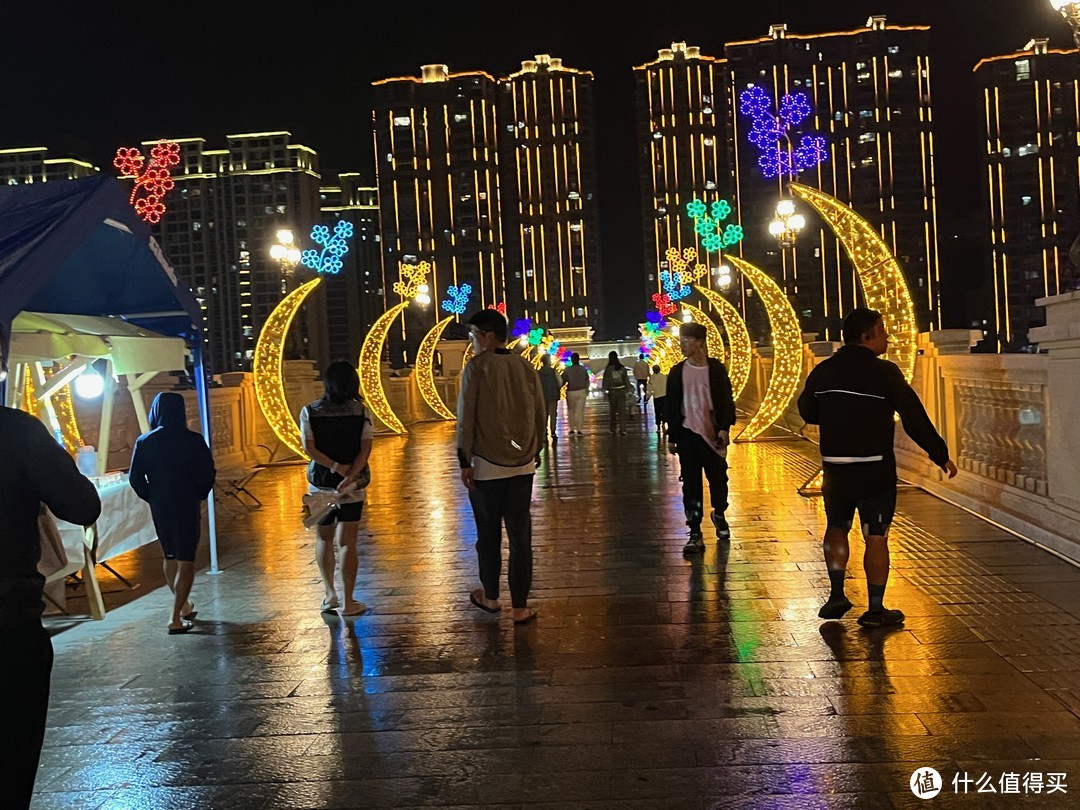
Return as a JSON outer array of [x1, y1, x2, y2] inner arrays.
[[887, 46, 900, 55], [1015, 60, 1030, 82], [859, 132, 876, 144], [1017, 143, 1039, 157], [1022, 195, 1033, 206], [454, 113, 468, 123], [393, 116, 410, 126]]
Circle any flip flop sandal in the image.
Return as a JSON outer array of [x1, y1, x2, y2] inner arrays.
[[513, 608, 538, 625], [168, 620, 194, 635], [469, 588, 501, 614]]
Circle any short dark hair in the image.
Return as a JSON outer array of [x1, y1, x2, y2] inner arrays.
[[652, 364, 661, 374], [680, 322, 707, 341], [467, 309, 508, 342], [842, 307, 883, 345], [322, 361, 360, 405], [570, 352, 580, 365], [639, 353, 645, 360]]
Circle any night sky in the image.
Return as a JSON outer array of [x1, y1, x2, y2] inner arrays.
[[2, 1, 1065, 337]]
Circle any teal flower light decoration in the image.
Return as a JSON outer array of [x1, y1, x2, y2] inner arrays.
[[686, 198, 744, 254]]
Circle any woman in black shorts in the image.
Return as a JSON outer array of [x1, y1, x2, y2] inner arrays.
[[300, 362, 373, 617], [129, 392, 216, 634]]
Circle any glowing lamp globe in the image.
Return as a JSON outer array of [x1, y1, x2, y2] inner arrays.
[[769, 220, 787, 237], [276, 229, 294, 245], [682, 311, 693, 323], [1051, 0, 1072, 10], [74, 369, 105, 400], [416, 293, 431, 306], [776, 199, 796, 218], [270, 244, 287, 260], [718, 275, 733, 290], [788, 214, 807, 232]]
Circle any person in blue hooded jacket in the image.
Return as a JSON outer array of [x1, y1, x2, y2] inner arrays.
[[129, 392, 216, 634]]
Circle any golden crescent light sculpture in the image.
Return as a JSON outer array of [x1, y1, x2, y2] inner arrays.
[[414, 316, 456, 421], [654, 331, 680, 374], [358, 302, 410, 434], [253, 276, 323, 459], [694, 285, 753, 401], [725, 255, 802, 441], [462, 343, 475, 369], [679, 303, 727, 368], [790, 182, 917, 382]]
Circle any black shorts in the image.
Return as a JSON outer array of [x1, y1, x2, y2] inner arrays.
[[822, 463, 896, 537], [319, 500, 364, 526], [152, 504, 201, 562]]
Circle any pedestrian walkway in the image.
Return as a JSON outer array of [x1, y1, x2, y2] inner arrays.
[[34, 402, 1080, 808]]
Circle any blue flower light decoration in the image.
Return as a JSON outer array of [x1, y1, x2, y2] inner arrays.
[[739, 86, 828, 179], [440, 283, 472, 315], [302, 220, 354, 275], [512, 318, 533, 339], [660, 270, 691, 302]]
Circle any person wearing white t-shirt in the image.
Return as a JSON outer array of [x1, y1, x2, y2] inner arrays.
[[666, 322, 736, 554]]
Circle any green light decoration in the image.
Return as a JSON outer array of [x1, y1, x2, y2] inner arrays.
[[687, 198, 744, 253]]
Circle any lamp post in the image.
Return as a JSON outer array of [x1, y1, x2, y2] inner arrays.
[[1051, 0, 1080, 47], [768, 199, 806, 249], [269, 229, 302, 295]]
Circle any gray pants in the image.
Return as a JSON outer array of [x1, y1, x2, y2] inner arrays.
[[608, 389, 627, 434]]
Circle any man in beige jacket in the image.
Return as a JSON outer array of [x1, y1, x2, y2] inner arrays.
[[457, 309, 547, 624]]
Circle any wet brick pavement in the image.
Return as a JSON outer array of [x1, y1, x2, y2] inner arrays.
[[33, 401, 1080, 808]]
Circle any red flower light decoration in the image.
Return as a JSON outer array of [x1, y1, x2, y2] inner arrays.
[[487, 302, 507, 315], [113, 139, 181, 224], [652, 292, 676, 317]]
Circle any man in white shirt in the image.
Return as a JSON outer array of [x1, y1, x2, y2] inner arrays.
[[457, 309, 547, 624], [561, 353, 591, 436], [632, 353, 651, 401], [665, 322, 736, 554]]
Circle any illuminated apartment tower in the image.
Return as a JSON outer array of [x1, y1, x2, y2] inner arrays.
[[975, 39, 1080, 350], [319, 176, 382, 362], [634, 43, 731, 307], [0, 146, 98, 183], [149, 132, 326, 372], [725, 16, 940, 340], [373, 65, 504, 363], [500, 54, 604, 331]]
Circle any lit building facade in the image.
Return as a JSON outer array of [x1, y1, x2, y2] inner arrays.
[[634, 42, 731, 308], [975, 39, 1080, 350], [500, 54, 604, 332], [373, 65, 505, 364], [319, 175, 382, 363], [725, 16, 941, 340], [147, 132, 326, 373], [0, 146, 98, 183]]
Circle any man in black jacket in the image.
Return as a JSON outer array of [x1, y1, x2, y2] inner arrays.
[[798, 308, 957, 628], [0, 405, 101, 808], [667, 322, 737, 554]]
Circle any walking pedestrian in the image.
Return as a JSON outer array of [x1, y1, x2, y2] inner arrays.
[[666, 322, 735, 554], [1, 406, 101, 809], [458, 309, 546, 624], [129, 392, 216, 634], [648, 364, 668, 435], [299, 361, 374, 618], [602, 351, 631, 435], [537, 353, 563, 443], [632, 353, 651, 401], [798, 307, 957, 628], [562, 352, 590, 436]]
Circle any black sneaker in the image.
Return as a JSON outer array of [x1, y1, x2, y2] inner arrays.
[[857, 608, 905, 628], [683, 530, 705, 554], [818, 596, 853, 620], [710, 511, 731, 540]]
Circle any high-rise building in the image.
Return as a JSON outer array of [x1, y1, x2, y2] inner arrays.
[[0, 146, 99, 183], [500, 54, 604, 332], [634, 42, 731, 309], [975, 38, 1080, 350], [148, 132, 326, 373], [373, 65, 505, 363], [725, 16, 941, 340], [319, 175, 382, 363]]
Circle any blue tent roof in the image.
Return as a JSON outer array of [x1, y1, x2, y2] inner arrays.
[[0, 175, 202, 348]]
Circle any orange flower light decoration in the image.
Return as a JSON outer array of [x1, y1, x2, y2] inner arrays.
[[113, 140, 181, 224]]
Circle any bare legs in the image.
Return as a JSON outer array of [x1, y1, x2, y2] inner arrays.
[[316, 520, 363, 612], [863, 534, 890, 589], [163, 558, 195, 630], [822, 526, 850, 574]]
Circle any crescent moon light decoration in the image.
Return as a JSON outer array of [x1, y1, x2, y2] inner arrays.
[[461, 343, 474, 369], [414, 316, 457, 421], [725, 255, 803, 441], [253, 276, 324, 459], [679, 303, 727, 368], [694, 285, 754, 402], [789, 182, 917, 382], [358, 302, 411, 434]]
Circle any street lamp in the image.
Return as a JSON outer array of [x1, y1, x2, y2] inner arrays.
[[415, 283, 431, 307], [769, 199, 806, 248], [1051, 0, 1080, 47], [714, 262, 733, 290], [269, 229, 302, 295]]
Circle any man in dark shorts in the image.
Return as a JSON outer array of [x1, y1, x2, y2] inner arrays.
[[798, 308, 957, 628]]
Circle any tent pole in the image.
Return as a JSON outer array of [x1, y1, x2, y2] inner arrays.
[[97, 360, 115, 475], [194, 334, 220, 575], [127, 375, 151, 434]]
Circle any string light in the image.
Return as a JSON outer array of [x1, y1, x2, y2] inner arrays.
[[113, 140, 180, 223], [790, 182, 917, 382], [695, 285, 753, 401], [441, 283, 472, 315], [393, 261, 432, 299], [358, 301, 409, 434], [414, 316, 456, 420], [726, 256, 802, 441], [301, 221, 354, 275], [739, 86, 828, 179], [253, 277, 324, 458], [652, 292, 676, 317], [685, 199, 745, 253]]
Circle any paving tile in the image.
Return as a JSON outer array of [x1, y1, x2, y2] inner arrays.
[[31, 415, 1080, 806]]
